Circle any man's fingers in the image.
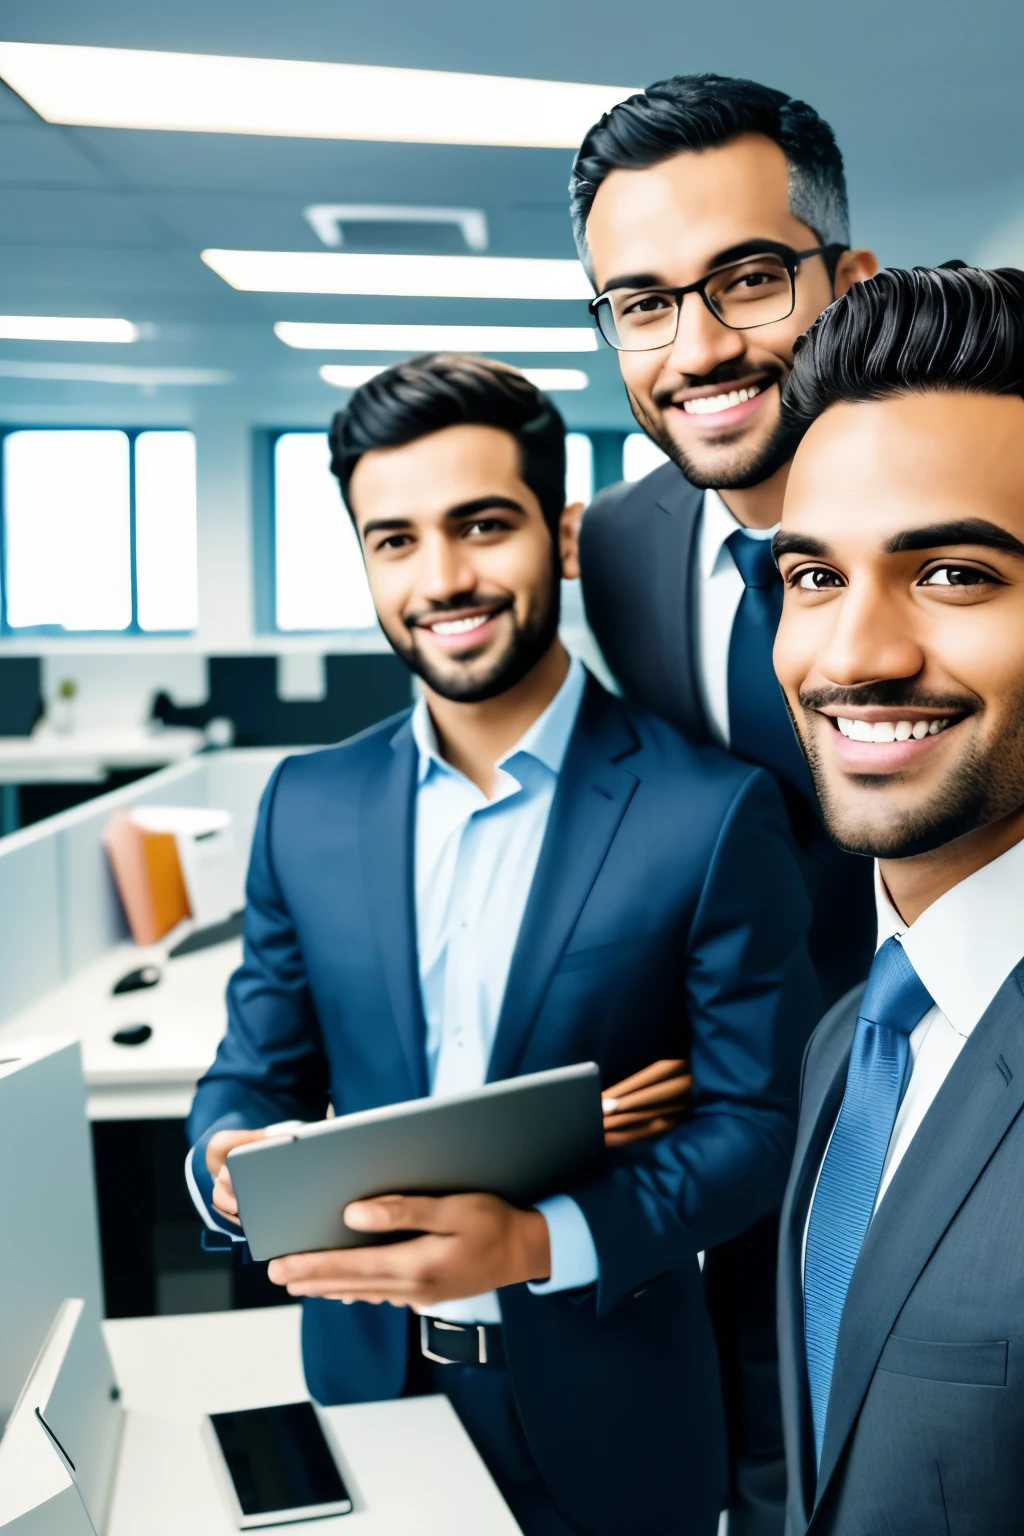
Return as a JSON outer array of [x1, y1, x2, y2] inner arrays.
[[604, 1074, 693, 1115], [601, 1059, 688, 1110], [602, 1105, 687, 1131], [206, 1128, 267, 1178], [268, 1234, 436, 1289], [605, 1114, 678, 1147], [343, 1194, 454, 1235]]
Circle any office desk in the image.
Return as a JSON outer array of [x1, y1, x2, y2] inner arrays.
[[0, 936, 239, 1120], [103, 1306, 522, 1534], [0, 724, 205, 786]]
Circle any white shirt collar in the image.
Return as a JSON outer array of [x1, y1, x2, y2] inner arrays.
[[699, 487, 779, 581], [874, 836, 1024, 1036], [411, 654, 587, 786]]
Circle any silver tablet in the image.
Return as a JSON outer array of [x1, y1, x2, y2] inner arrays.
[[227, 1062, 603, 1262]]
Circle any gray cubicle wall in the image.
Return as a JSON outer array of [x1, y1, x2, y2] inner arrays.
[[0, 749, 284, 1029], [0, 1042, 106, 1429]]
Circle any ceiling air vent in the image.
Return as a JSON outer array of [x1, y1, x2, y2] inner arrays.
[[304, 203, 488, 256]]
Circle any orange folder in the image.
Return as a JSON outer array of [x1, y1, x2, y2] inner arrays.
[[103, 810, 192, 945]]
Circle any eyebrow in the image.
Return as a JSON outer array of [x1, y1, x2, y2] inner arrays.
[[360, 495, 527, 541], [598, 240, 797, 296], [885, 518, 1024, 558], [772, 518, 1024, 565]]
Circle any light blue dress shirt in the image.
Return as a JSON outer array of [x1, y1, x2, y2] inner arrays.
[[413, 654, 599, 1323], [186, 655, 599, 1323]]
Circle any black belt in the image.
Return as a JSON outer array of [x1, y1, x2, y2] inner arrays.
[[419, 1315, 506, 1369]]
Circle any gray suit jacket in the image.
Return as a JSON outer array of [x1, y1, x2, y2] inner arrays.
[[778, 964, 1024, 1536]]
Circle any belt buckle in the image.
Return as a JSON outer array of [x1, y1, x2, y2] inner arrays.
[[419, 1316, 489, 1365]]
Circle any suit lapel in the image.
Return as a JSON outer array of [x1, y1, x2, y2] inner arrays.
[[486, 680, 640, 1083], [651, 470, 707, 742], [813, 966, 1024, 1512], [358, 717, 429, 1100], [778, 999, 859, 1526]]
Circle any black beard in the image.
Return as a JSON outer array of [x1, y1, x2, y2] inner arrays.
[[795, 682, 1024, 860], [381, 564, 561, 705], [629, 367, 801, 491]]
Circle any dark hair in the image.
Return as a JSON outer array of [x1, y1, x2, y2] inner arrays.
[[569, 73, 849, 279], [329, 353, 567, 532], [784, 264, 1024, 433]]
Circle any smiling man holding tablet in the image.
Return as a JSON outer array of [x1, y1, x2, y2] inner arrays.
[[185, 354, 819, 1536]]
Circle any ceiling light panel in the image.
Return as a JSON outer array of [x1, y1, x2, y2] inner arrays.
[[202, 250, 591, 300], [319, 364, 589, 392], [0, 42, 635, 149], [278, 322, 598, 353], [0, 315, 137, 343]]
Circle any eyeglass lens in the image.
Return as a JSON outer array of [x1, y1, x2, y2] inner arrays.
[[597, 253, 796, 350]]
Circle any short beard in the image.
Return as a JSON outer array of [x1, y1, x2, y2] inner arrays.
[[629, 371, 801, 491], [796, 682, 1024, 860], [382, 562, 561, 705]]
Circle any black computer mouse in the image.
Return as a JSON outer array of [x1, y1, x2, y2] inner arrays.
[[112, 1023, 153, 1047], [112, 965, 161, 996]]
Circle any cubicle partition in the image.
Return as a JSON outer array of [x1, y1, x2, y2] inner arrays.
[[0, 749, 285, 1319]]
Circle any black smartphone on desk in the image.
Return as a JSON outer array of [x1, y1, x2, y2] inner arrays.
[[206, 1401, 353, 1528]]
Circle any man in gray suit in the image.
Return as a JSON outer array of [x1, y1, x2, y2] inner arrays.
[[570, 74, 879, 1533], [773, 262, 1024, 1535]]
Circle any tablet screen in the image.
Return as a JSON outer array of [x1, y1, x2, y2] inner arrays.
[[209, 1402, 352, 1522]]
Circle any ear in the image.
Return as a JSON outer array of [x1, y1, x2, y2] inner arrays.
[[834, 247, 880, 297], [559, 502, 584, 580]]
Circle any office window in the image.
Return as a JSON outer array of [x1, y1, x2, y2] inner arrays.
[[270, 430, 601, 633], [0, 428, 198, 634], [565, 432, 594, 508], [273, 432, 377, 632], [622, 432, 670, 483]]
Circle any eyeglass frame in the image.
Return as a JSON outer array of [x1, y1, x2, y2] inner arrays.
[[588, 242, 849, 351]]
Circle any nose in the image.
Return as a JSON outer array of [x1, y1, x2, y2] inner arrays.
[[664, 289, 747, 380], [812, 576, 925, 690], [418, 529, 477, 605]]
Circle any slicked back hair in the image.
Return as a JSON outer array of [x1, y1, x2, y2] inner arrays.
[[329, 353, 567, 534], [570, 73, 850, 281], [783, 264, 1024, 434]]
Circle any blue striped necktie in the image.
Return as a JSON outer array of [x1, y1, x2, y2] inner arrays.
[[803, 936, 933, 1463]]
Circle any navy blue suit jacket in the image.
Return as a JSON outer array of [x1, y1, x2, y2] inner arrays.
[[188, 676, 821, 1536]]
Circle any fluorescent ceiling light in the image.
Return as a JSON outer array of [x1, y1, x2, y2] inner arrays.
[[0, 315, 137, 343], [0, 41, 635, 149], [202, 249, 590, 301], [520, 368, 589, 391], [0, 361, 231, 386], [320, 363, 589, 392], [279, 322, 597, 354]]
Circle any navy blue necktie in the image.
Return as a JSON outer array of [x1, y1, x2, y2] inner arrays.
[[726, 529, 811, 797], [803, 937, 934, 1463]]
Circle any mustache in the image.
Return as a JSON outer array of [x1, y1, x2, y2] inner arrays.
[[652, 361, 785, 410], [404, 592, 512, 630], [799, 682, 979, 715]]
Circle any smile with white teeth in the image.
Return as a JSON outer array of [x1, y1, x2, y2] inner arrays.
[[426, 613, 493, 636], [681, 383, 766, 415], [834, 717, 952, 742]]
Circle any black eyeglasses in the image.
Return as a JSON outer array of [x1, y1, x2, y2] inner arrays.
[[590, 245, 846, 352]]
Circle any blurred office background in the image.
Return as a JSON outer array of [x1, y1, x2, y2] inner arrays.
[[0, 0, 1022, 1318]]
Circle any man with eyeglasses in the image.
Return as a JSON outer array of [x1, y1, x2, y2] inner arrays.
[[570, 76, 879, 1536]]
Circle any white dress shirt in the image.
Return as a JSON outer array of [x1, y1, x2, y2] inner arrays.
[[694, 488, 779, 749], [803, 834, 1024, 1275]]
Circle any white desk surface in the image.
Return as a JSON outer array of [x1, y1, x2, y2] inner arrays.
[[103, 1306, 522, 1535], [0, 935, 239, 1120], [0, 725, 204, 784]]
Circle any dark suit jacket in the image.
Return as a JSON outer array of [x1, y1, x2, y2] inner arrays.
[[188, 676, 821, 1536], [580, 462, 875, 1008], [778, 965, 1024, 1536]]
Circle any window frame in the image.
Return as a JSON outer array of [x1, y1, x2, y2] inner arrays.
[[0, 424, 198, 638]]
